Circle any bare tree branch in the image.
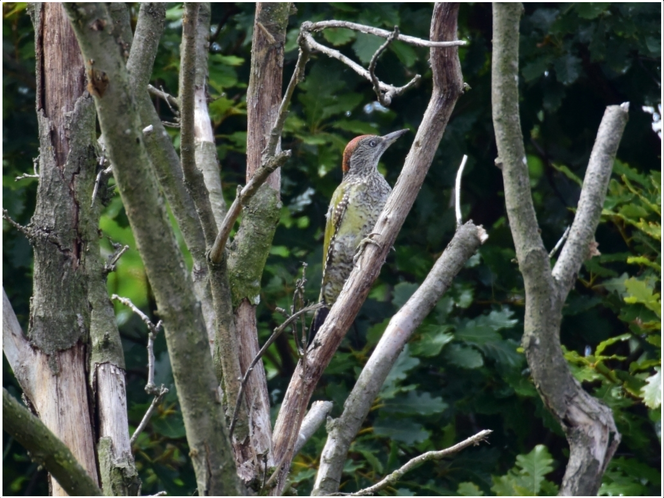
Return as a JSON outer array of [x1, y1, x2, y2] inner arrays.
[[3, 289, 37, 400], [194, 3, 226, 228], [491, 4, 624, 495], [148, 84, 179, 111], [208, 40, 308, 265], [368, 26, 418, 106], [454, 155, 468, 228], [306, 19, 467, 47], [180, 3, 217, 247], [64, 4, 240, 494], [2, 209, 33, 239], [208, 151, 290, 263], [301, 30, 415, 100], [294, 401, 334, 455], [345, 430, 492, 496], [15, 156, 40, 181], [229, 302, 324, 439], [548, 225, 570, 259], [552, 103, 630, 292], [129, 385, 169, 446], [313, 221, 485, 494]]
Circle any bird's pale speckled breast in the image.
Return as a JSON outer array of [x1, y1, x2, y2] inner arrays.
[[321, 172, 391, 304]]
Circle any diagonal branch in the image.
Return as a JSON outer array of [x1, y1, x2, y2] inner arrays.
[[3, 289, 37, 400], [3, 389, 102, 496], [228, 302, 324, 439], [207, 42, 309, 264], [313, 221, 486, 494], [347, 430, 492, 496], [552, 103, 630, 295], [270, 4, 465, 495]]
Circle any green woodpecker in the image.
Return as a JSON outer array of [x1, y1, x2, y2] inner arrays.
[[309, 129, 408, 342]]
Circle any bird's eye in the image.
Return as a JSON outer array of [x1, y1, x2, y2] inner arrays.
[[369, 140, 377, 147]]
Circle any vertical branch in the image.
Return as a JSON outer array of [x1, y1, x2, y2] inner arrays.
[[22, 5, 99, 494], [180, 3, 217, 247], [226, 2, 292, 483], [194, 3, 227, 228], [127, 3, 217, 345], [491, 3, 624, 495]]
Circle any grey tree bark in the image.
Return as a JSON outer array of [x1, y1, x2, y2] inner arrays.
[[491, 3, 626, 495], [63, 3, 241, 495]]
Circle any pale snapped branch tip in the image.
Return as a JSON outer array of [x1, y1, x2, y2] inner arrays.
[[455, 154, 468, 228]]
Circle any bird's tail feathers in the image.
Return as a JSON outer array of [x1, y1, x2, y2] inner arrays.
[[308, 305, 329, 344]]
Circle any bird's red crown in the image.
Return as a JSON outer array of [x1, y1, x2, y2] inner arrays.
[[342, 135, 372, 174]]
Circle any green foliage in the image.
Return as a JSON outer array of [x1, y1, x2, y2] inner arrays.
[[3, 2, 661, 496], [491, 445, 559, 496]]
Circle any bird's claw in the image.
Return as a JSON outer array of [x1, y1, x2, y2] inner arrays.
[[353, 232, 382, 266]]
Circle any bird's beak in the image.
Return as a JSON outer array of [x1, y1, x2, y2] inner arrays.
[[381, 129, 409, 147]]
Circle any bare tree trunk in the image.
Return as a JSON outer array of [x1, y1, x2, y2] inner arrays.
[[491, 4, 625, 495], [20, 4, 99, 495], [227, 2, 291, 484]]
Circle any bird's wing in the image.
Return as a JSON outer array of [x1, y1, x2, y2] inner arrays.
[[322, 185, 350, 278]]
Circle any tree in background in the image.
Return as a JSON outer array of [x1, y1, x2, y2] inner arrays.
[[3, 2, 660, 496]]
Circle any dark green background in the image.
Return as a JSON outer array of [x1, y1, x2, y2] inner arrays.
[[3, 3, 660, 495]]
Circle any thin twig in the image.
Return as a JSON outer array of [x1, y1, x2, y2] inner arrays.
[[147, 84, 180, 112], [302, 31, 419, 99], [104, 242, 129, 272], [113, 294, 169, 445], [90, 164, 112, 207], [2, 209, 32, 239], [15, 157, 39, 181], [228, 302, 324, 438], [111, 294, 163, 394], [129, 385, 169, 445], [112, 294, 158, 333], [306, 20, 467, 48], [369, 26, 400, 106], [346, 430, 493, 496], [291, 263, 308, 355], [455, 155, 468, 228], [266, 43, 310, 158], [549, 225, 571, 259]]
